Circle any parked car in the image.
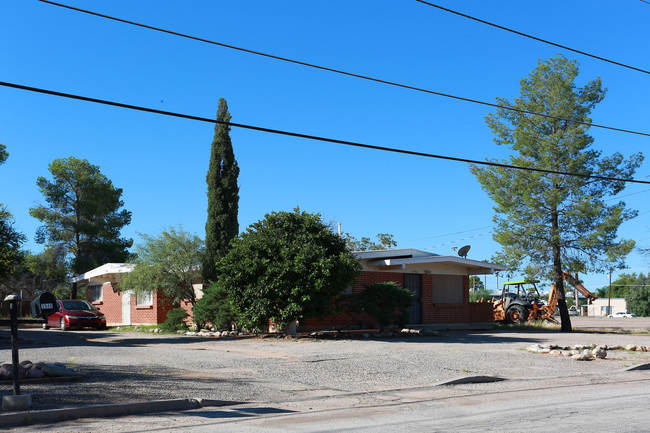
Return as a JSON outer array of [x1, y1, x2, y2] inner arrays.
[[607, 311, 637, 318], [43, 300, 107, 331], [568, 306, 578, 316]]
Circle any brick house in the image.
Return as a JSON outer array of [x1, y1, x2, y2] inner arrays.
[[71, 263, 200, 326], [301, 249, 505, 331], [73, 249, 504, 329]]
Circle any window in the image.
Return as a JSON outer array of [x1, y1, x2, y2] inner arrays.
[[136, 291, 153, 306], [89, 285, 103, 302], [432, 275, 464, 304]]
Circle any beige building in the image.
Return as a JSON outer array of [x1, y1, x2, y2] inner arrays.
[[588, 297, 628, 317]]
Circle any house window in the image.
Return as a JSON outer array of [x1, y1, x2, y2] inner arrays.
[[89, 284, 103, 302], [136, 291, 153, 306], [432, 275, 464, 304]]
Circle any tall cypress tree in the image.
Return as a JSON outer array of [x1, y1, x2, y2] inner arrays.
[[203, 98, 240, 284]]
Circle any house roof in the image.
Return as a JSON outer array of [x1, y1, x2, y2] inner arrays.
[[354, 249, 505, 276], [70, 263, 135, 284]]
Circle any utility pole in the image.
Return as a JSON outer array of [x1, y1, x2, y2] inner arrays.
[[608, 270, 613, 316]]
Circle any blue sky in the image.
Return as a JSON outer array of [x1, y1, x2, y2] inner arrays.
[[1, 0, 649, 292]]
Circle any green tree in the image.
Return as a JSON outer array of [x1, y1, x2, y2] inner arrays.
[[0, 145, 26, 285], [470, 56, 642, 332], [30, 157, 133, 298], [120, 226, 204, 306], [625, 277, 650, 317], [0, 143, 7, 165], [203, 98, 240, 285], [469, 276, 485, 291], [0, 206, 26, 284], [595, 272, 645, 299], [217, 208, 361, 331], [344, 233, 397, 251]]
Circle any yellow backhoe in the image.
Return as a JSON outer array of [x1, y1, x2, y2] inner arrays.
[[491, 272, 597, 324]]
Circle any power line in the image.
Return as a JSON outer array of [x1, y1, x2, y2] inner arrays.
[[3, 79, 650, 186], [399, 226, 492, 243], [416, 0, 650, 76], [37, 0, 650, 138]]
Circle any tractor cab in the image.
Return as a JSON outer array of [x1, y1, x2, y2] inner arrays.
[[501, 280, 542, 306], [495, 280, 545, 324]]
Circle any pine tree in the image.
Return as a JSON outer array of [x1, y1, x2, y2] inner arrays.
[[470, 56, 642, 331], [203, 98, 240, 284]]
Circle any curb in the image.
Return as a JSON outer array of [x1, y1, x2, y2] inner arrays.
[[0, 398, 242, 427], [622, 363, 650, 371], [436, 375, 506, 386]]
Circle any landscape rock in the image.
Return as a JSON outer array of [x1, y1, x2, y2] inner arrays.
[[572, 354, 589, 361], [626, 344, 637, 351], [42, 363, 76, 377], [592, 348, 607, 359], [26, 368, 45, 378]]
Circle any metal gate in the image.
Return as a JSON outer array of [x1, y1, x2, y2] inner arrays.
[[403, 274, 422, 324]]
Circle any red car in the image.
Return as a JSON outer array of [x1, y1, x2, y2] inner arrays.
[[43, 300, 107, 331]]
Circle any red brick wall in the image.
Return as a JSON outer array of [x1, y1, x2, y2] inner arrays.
[[301, 272, 491, 331], [91, 282, 122, 325]]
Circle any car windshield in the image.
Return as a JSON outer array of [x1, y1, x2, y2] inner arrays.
[[61, 300, 95, 311]]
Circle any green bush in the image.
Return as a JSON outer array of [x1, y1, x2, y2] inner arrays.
[[161, 308, 189, 333], [354, 282, 413, 331], [192, 282, 238, 330]]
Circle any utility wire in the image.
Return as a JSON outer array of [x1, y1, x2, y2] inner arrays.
[[3, 79, 650, 185], [37, 0, 650, 138], [399, 226, 492, 243], [416, 0, 650, 76]]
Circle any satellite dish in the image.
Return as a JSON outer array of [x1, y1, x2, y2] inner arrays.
[[457, 245, 471, 259]]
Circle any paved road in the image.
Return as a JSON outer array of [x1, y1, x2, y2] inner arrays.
[[3, 319, 650, 431]]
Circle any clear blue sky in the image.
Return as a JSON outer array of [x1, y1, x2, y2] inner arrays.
[[1, 0, 649, 292]]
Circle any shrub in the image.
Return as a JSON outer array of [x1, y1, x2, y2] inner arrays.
[[161, 308, 189, 333], [192, 282, 238, 330], [354, 282, 413, 331]]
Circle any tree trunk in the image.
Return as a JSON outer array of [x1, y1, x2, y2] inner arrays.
[[552, 211, 572, 332]]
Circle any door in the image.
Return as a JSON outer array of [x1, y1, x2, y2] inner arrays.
[[403, 274, 422, 324], [121, 290, 132, 325]]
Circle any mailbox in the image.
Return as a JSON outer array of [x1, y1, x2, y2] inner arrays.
[[30, 292, 58, 319]]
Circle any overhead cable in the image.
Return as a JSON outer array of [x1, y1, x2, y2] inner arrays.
[[2, 80, 649, 185], [416, 0, 650, 76], [37, 0, 650, 138]]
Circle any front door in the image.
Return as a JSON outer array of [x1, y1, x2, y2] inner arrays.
[[403, 274, 422, 324], [121, 290, 132, 325]]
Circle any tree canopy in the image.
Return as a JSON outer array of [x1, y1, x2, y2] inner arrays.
[[0, 143, 7, 166], [30, 157, 133, 297], [595, 272, 646, 299], [203, 98, 239, 284], [120, 226, 204, 306], [344, 233, 397, 251], [217, 208, 361, 331], [0, 206, 26, 284], [470, 56, 642, 331], [0, 144, 26, 285]]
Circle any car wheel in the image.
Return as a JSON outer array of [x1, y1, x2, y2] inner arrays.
[[60, 318, 68, 331], [42, 322, 49, 330], [506, 305, 528, 324]]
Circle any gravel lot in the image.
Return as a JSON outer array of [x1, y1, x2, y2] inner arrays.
[[3, 317, 650, 414]]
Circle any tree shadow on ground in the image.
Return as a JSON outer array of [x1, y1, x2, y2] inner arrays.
[[0, 364, 261, 411]]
